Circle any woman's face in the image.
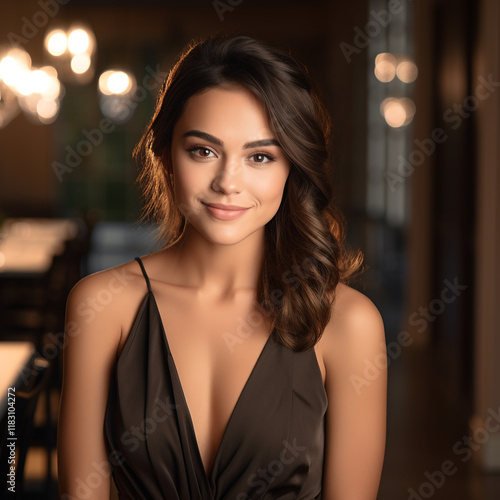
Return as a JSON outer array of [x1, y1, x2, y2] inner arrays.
[[170, 85, 291, 246]]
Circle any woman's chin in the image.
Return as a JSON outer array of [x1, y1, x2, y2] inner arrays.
[[190, 225, 262, 247]]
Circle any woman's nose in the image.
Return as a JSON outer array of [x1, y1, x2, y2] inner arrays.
[[211, 158, 243, 194]]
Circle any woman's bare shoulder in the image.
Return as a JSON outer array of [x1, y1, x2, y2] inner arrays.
[[317, 282, 385, 361], [66, 256, 152, 340], [331, 282, 383, 326], [68, 257, 148, 302]]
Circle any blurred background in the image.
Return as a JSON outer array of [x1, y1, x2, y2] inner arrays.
[[0, 0, 499, 498]]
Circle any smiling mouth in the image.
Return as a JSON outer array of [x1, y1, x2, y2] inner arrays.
[[201, 202, 251, 220], [202, 202, 250, 210]]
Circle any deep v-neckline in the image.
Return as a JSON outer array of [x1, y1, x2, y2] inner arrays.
[[148, 291, 273, 484]]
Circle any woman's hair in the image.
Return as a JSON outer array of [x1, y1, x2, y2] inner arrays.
[[134, 33, 364, 351]]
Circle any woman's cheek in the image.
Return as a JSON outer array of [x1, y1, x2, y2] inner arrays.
[[254, 170, 288, 202]]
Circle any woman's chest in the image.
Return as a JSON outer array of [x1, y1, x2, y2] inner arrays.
[[132, 288, 275, 475]]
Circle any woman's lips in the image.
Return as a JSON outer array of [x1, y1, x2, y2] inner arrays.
[[202, 202, 251, 220]]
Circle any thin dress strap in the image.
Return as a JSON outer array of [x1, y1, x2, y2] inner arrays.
[[134, 257, 152, 293]]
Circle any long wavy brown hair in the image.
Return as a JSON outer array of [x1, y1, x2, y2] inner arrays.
[[134, 33, 364, 351]]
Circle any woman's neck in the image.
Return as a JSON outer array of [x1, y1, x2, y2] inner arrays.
[[165, 224, 265, 300]]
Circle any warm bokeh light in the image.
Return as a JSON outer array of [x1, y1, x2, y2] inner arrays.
[[383, 100, 406, 127], [67, 28, 90, 55], [4, 48, 31, 70], [374, 52, 397, 83], [39, 66, 60, 99], [380, 97, 416, 128], [43, 77, 61, 100], [30, 70, 50, 94], [3, 64, 60, 100], [99, 70, 134, 95], [37, 98, 60, 123], [396, 58, 418, 83], [108, 72, 132, 94], [71, 54, 92, 74], [45, 29, 68, 56], [0, 48, 32, 90], [0, 62, 30, 95], [98, 71, 112, 95], [0, 58, 29, 90], [18, 93, 40, 115], [16, 71, 38, 96], [98, 69, 137, 123], [43, 25, 95, 84], [0, 46, 63, 126]]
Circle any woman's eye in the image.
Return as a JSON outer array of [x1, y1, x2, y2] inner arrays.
[[250, 153, 276, 164], [188, 147, 215, 158]]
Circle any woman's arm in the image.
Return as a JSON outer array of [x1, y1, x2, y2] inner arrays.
[[57, 272, 122, 499], [320, 284, 387, 499]]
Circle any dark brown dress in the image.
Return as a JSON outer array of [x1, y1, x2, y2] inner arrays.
[[104, 256, 327, 499]]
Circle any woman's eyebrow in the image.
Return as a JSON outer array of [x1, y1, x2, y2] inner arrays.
[[182, 130, 222, 146], [182, 130, 281, 149], [243, 138, 281, 149]]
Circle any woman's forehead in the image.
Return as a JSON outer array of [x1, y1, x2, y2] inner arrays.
[[173, 86, 277, 144]]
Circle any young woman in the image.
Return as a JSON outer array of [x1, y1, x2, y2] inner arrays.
[[57, 34, 387, 499]]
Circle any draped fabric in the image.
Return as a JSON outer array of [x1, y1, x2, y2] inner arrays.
[[104, 257, 327, 499]]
